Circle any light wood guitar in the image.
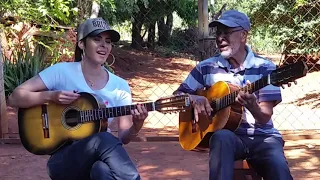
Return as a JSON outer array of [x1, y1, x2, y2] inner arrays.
[[179, 60, 308, 151], [18, 93, 191, 155]]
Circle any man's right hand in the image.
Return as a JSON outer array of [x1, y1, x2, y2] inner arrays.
[[189, 94, 213, 122], [50, 90, 80, 104]]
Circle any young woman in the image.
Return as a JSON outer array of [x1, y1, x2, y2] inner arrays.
[[8, 17, 147, 180]]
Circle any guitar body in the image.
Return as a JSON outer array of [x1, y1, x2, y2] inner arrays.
[[17, 92, 191, 155], [179, 81, 243, 151], [177, 60, 308, 151], [18, 92, 106, 155]]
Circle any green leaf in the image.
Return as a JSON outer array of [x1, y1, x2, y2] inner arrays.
[[3, 40, 49, 97]]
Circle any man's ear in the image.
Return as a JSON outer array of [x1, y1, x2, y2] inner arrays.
[[78, 40, 85, 50], [241, 31, 248, 43]]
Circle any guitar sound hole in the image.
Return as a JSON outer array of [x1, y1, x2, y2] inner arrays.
[[65, 109, 80, 127]]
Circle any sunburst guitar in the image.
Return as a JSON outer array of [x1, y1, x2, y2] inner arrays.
[[18, 93, 191, 155], [178, 60, 308, 151]]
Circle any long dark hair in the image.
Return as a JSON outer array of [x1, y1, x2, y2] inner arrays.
[[74, 43, 82, 62], [74, 37, 88, 62]]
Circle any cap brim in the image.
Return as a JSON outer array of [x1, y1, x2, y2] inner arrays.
[[90, 29, 120, 42], [209, 20, 240, 28]]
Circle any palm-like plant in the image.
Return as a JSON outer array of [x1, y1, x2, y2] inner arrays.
[[3, 41, 48, 97]]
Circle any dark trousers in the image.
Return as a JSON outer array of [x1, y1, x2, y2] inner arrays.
[[209, 129, 293, 180], [46, 132, 140, 180]]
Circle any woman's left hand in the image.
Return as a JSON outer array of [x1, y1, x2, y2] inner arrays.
[[130, 104, 148, 131]]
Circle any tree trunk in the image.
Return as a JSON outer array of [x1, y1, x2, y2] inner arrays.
[[147, 22, 156, 50], [0, 30, 8, 137], [77, 0, 91, 24], [158, 17, 165, 46], [158, 13, 173, 46], [0, 28, 9, 58], [131, 12, 144, 50], [90, 0, 100, 18]]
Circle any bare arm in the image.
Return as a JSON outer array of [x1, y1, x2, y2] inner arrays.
[[116, 115, 137, 144], [8, 75, 79, 108], [7, 75, 53, 108], [247, 101, 275, 124], [236, 91, 275, 124], [116, 104, 148, 144]]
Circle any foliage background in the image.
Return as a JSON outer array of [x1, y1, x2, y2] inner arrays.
[[0, 0, 319, 138]]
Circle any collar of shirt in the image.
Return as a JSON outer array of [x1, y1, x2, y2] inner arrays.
[[216, 44, 256, 71]]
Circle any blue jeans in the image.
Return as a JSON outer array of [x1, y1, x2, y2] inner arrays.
[[46, 132, 140, 180], [209, 129, 293, 180]]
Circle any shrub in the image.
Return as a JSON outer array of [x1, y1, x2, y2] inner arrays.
[[3, 41, 48, 97]]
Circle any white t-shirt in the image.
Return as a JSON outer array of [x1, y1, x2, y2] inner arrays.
[[38, 61, 132, 132]]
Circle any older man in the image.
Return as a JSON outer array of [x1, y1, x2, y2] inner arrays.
[[174, 10, 293, 180]]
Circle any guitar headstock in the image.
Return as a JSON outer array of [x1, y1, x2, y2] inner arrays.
[[155, 94, 191, 114], [271, 60, 308, 87]]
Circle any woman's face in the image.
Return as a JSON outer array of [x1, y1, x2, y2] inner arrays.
[[79, 31, 112, 65]]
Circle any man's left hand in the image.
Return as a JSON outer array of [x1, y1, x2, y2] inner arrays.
[[235, 91, 258, 110], [235, 80, 259, 110]]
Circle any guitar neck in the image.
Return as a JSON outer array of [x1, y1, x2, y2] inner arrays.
[[211, 75, 270, 111], [79, 102, 155, 123]]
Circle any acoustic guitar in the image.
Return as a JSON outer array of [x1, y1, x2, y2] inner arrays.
[[178, 60, 308, 151], [18, 93, 191, 155]]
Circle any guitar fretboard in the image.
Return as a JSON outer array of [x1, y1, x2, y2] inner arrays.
[[79, 102, 155, 123], [211, 75, 269, 111]]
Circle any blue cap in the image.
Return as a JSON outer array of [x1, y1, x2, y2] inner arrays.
[[209, 10, 251, 31]]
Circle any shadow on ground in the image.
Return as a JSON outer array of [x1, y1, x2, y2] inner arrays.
[[0, 140, 319, 180], [111, 47, 195, 85], [288, 92, 320, 109]]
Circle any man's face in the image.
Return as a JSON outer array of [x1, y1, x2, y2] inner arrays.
[[215, 24, 245, 59]]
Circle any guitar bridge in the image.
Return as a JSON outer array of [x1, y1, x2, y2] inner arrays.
[[41, 104, 50, 138]]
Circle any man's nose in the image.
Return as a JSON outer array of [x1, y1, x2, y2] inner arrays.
[[216, 34, 225, 42]]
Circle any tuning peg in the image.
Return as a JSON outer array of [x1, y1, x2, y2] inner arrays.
[[294, 80, 298, 85], [281, 84, 286, 89], [287, 82, 291, 87]]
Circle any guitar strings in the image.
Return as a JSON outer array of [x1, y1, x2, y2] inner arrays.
[[65, 101, 189, 121]]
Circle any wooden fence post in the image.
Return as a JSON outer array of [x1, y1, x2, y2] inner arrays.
[[0, 30, 8, 138], [198, 0, 217, 61], [198, 0, 204, 61]]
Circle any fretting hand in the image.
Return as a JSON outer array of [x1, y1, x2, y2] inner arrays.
[[235, 80, 259, 110], [130, 104, 148, 132], [235, 91, 258, 110]]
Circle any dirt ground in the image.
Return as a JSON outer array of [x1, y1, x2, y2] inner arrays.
[[2, 47, 320, 179], [0, 140, 319, 180]]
